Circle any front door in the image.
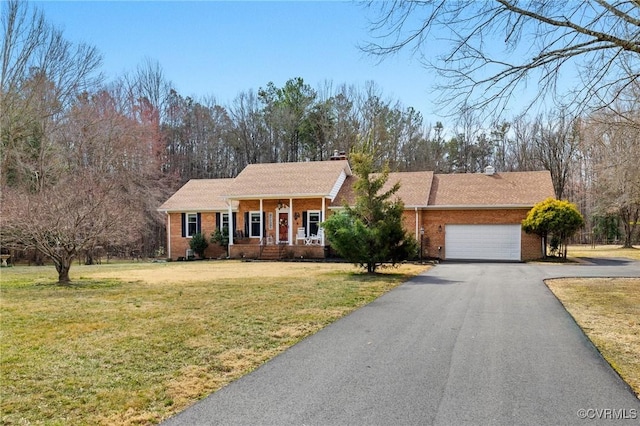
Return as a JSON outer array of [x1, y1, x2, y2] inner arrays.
[[278, 213, 288, 243]]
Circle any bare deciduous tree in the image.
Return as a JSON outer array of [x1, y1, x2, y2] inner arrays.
[[533, 110, 580, 200], [1, 0, 102, 189], [363, 1, 640, 116], [1, 81, 168, 281], [1, 175, 134, 282], [581, 92, 640, 247]]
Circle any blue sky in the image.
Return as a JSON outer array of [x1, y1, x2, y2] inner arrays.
[[36, 1, 444, 121]]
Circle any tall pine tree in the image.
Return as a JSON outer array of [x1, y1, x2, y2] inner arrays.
[[323, 150, 417, 273]]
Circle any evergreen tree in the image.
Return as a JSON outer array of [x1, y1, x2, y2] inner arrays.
[[189, 232, 209, 259], [323, 150, 417, 273]]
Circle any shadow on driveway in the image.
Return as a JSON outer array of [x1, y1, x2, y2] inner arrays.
[[579, 257, 635, 267], [405, 274, 460, 285]]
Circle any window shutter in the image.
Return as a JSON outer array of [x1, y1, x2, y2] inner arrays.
[[215, 213, 221, 230], [302, 211, 308, 235], [263, 212, 267, 235], [181, 213, 186, 237], [197, 213, 202, 233], [232, 212, 237, 233], [244, 212, 249, 237]]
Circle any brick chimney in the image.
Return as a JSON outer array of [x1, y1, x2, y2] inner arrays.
[[330, 150, 347, 161]]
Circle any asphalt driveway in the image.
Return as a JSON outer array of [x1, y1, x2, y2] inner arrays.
[[163, 261, 640, 425]]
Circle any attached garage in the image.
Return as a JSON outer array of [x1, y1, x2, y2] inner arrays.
[[445, 224, 522, 261], [423, 171, 556, 262]]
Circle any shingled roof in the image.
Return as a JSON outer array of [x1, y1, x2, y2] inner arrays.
[[427, 171, 555, 208], [222, 160, 351, 199], [158, 163, 554, 213], [331, 171, 434, 208], [158, 179, 234, 212]]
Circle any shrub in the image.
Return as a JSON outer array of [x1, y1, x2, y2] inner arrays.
[[189, 232, 209, 259]]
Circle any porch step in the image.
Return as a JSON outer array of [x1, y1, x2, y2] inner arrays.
[[260, 245, 283, 260]]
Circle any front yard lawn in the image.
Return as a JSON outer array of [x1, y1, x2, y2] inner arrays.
[[567, 244, 640, 261], [0, 261, 428, 425], [546, 277, 640, 398]]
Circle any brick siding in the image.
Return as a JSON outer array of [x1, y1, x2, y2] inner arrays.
[[166, 212, 227, 260], [420, 208, 542, 261], [167, 205, 541, 261]]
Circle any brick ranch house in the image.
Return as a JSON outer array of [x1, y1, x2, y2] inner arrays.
[[158, 159, 555, 262]]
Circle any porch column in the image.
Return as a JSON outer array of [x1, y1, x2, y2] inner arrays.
[[228, 202, 233, 246], [321, 197, 326, 245], [289, 198, 293, 245], [259, 198, 264, 245], [275, 207, 280, 243]]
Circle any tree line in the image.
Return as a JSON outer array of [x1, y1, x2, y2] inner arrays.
[[1, 1, 638, 279]]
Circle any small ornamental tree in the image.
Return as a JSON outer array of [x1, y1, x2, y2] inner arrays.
[[189, 232, 208, 259], [322, 151, 418, 273], [522, 198, 584, 259], [1, 174, 137, 283]]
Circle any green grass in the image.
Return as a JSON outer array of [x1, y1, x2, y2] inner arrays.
[[0, 261, 428, 425]]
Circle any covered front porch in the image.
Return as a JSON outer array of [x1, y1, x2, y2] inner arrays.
[[228, 242, 326, 260], [225, 197, 328, 259]]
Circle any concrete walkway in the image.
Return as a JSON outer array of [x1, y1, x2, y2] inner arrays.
[[163, 261, 640, 425]]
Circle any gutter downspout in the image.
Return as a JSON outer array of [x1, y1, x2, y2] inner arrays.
[[322, 197, 326, 245], [228, 201, 234, 246], [167, 213, 171, 259]]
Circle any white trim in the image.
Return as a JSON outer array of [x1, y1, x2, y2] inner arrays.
[[221, 212, 230, 231], [167, 213, 172, 259], [259, 199, 264, 244], [249, 211, 262, 238], [328, 204, 427, 210], [321, 198, 326, 245], [307, 210, 322, 238], [224, 193, 329, 201], [185, 213, 198, 238], [275, 205, 291, 244], [425, 204, 534, 210], [158, 208, 235, 213], [329, 204, 523, 211], [329, 170, 347, 201], [228, 203, 234, 246], [289, 198, 293, 245]]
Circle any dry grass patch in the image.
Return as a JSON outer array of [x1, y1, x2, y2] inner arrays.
[[87, 260, 360, 283], [567, 245, 640, 261], [1, 261, 428, 425], [546, 277, 640, 397]]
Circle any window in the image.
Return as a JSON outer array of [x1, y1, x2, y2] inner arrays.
[[216, 212, 234, 234], [250, 212, 262, 238], [308, 211, 321, 236], [184, 213, 200, 237], [221, 213, 229, 230]]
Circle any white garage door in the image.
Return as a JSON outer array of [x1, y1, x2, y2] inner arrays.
[[445, 224, 521, 261]]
